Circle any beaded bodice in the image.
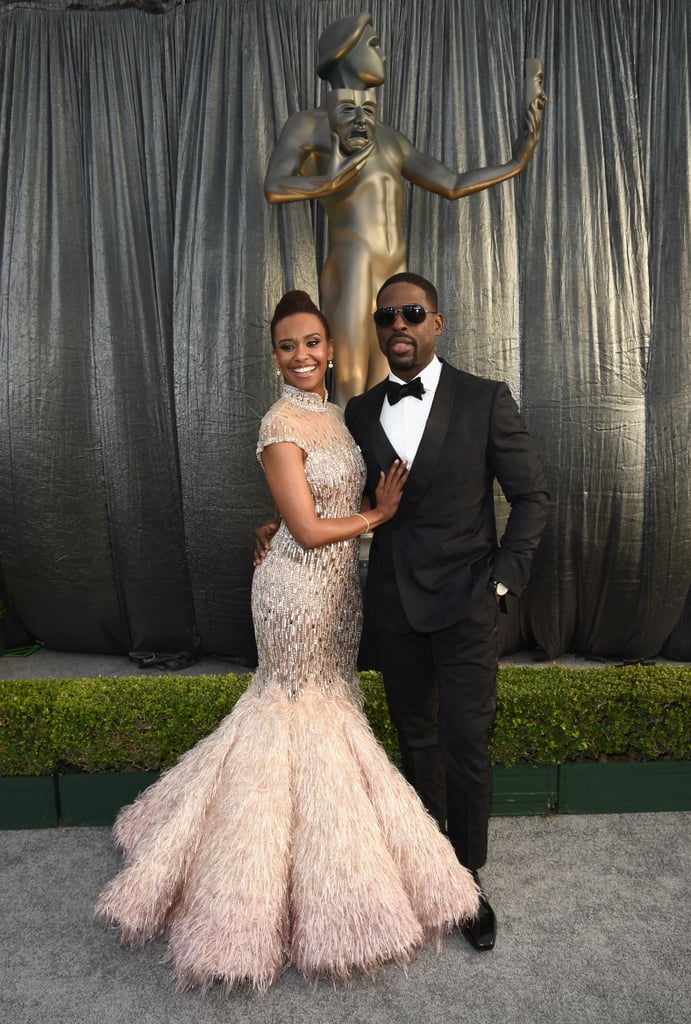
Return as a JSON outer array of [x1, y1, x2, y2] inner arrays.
[[251, 386, 366, 700]]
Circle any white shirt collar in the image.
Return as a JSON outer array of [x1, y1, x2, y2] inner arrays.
[[387, 355, 442, 394]]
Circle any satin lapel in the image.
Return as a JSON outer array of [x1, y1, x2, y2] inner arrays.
[[398, 362, 458, 513], [359, 382, 400, 469]]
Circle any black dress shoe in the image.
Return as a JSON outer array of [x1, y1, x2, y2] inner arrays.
[[462, 871, 496, 951]]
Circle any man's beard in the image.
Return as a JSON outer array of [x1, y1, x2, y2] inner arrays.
[[387, 338, 417, 370]]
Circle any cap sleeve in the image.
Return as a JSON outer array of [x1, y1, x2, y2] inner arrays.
[[256, 405, 307, 464]]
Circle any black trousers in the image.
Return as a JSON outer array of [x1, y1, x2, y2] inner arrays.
[[372, 587, 498, 871]]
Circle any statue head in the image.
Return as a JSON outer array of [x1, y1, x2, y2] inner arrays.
[[525, 58, 548, 110], [326, 89, 377, 154], [317, 13, 385, 89]]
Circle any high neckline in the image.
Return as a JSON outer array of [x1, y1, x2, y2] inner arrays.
[[281, 383, 329, 412]]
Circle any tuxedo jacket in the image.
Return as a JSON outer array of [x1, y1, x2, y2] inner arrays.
[[345, 361, 549, 633]]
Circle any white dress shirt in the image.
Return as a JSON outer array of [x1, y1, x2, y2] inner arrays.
[[379, 355, 509, 596], [379, 355, 443, 467]]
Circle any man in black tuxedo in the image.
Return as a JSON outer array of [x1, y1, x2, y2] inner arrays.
[[344, 271, 549, 951]]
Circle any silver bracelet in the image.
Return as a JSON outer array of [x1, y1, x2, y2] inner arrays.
[[355, 512, 371, 534]]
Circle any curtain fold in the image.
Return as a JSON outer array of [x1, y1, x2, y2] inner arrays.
[[0, 0, 688, 660], [513, 0, 652, 657], [634, 0, 691, 658]]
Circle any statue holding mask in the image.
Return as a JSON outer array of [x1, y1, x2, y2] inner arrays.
[[264, 14, 548, 405]]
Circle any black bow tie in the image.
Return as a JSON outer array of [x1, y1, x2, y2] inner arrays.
[[386, 377, 425, 405]]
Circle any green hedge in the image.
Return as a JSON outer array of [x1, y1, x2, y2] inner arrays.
[[1, 665, 690, 776], [489, 665, 691, 764]]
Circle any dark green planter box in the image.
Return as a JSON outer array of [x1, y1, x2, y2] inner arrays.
[[491, 764, 558, 816], [558, 761, 691, 814], [58, 771, 160, 826], [0, 775, 58, 828], [3, 762, 691, 828]]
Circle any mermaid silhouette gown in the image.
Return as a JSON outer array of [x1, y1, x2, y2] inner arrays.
[[95, 384, 479, 992]]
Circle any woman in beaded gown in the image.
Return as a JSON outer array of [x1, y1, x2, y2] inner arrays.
[[95, 291, 479, 993]]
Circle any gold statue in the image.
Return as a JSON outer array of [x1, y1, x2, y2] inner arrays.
[[524, 58, 548, 131], [264, 14, 547, 405]]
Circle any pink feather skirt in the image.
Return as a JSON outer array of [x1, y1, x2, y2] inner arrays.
[[95, 682, 479, 993]]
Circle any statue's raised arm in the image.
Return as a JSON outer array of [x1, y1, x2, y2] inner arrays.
[[399, 57, 547, 200]]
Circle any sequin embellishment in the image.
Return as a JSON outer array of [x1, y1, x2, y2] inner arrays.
[[253, 391, 366, 701]]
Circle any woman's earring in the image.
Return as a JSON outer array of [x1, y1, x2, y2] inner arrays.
[[275, 367, 281, 379], [328, 359, 333, 370]]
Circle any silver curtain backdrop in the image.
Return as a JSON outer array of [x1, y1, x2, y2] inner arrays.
[[0, 0, 688, 662]]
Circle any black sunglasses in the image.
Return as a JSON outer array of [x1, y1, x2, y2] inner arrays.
[[372, 304, 438, 328]]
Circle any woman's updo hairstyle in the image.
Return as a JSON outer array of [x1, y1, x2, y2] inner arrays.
[[270, 290, 331, 346]]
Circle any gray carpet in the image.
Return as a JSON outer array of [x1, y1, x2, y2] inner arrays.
[[2, 650, 690, 1022], [1, 813, 690, 1024]]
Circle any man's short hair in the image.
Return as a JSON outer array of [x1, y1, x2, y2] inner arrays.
[[377, 273, 439, 312], [317, 13, 373, 81]]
